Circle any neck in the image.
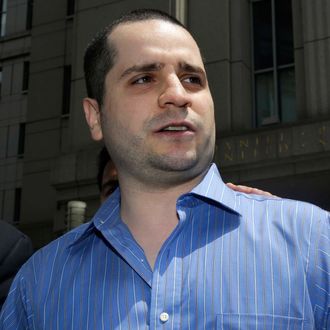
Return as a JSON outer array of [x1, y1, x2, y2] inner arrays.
[[117, 170, 205, 269], [119, 172, 203, 224]]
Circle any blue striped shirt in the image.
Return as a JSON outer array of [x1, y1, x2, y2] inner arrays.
[[0, 164, 329, 329]]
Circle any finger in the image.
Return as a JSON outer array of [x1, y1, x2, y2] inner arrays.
[[226, 183, 274, 197]]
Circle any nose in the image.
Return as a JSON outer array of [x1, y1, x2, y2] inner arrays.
[[158, 76, 192, 109]]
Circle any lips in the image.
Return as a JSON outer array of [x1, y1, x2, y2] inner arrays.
[[155, 121, 195, 133]]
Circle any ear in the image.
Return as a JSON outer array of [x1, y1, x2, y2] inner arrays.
[[83, 97, 103, 141]]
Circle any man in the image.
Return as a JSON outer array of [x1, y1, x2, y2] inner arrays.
[[1, 9, 329, 329]]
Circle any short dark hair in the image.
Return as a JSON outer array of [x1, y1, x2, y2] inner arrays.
[[83, 8, 187, 106]]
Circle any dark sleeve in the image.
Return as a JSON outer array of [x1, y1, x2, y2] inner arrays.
[[0, 222, 34, 308]]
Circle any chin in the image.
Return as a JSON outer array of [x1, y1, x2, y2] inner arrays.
[[142, 153, 212, 187], [150, 154, 207, 173]]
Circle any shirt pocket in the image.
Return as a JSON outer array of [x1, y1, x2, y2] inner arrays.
[[216, 314, 313, 330]]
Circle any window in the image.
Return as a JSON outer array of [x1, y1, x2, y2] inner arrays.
[[22, 61, 30, 92], [13, 188, 21, 223], [0, 0, 7, 37], [26, 0, 33, 30], [252, 0, 296, 126], [67, 0, 75, 16], [62, 65, 71, 115], [18, 123, 25, 157]]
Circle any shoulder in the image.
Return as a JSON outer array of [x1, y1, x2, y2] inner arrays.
[[271, 197, 329, 223], [20, 222, 92, 278], [273, 198, 328, 249], [34, 221, 91, 256], [235, 193, 329, 240], [238, 192, 328, 218]]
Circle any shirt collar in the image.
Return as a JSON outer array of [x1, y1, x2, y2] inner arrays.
[[190, 163, 242, 216], [68, 188, 121, 247], [69, 163, 241, 247]]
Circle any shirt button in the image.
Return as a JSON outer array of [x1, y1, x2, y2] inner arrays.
[[159, 312, 169, 322]]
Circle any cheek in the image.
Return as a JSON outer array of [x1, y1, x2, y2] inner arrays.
[[118, 99, 153, 128], [195, 96, 214, 123], [104, 106, 144, 138], [204, 97, 215, 121]]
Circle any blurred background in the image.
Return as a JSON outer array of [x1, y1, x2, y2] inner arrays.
[[0, 0, 329, 249]]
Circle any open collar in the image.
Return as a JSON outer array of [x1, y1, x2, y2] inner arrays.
[[69, 163, 241, 248]]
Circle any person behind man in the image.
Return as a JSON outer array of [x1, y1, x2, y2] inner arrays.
[[1, 8, 329, 329], [97, 146, 119, 202], [0, 220, 33, 309]]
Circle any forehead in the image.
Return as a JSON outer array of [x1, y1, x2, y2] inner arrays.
[[108, 19, 203, 68]]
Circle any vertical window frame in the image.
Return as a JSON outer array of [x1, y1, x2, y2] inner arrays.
[[22, 61, 30, 93], [17, 122, 25, 157], [26, 0, 33, 30], [13, 187, 21, 223], [0, 0, 7, 37], [66, 0, 75, 17], [62, 65, 71, 116], [174, 0, 187, 26]]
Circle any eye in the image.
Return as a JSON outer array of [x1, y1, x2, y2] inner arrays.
[[182, 75, 203, 86], [132, 75, 153, 85]]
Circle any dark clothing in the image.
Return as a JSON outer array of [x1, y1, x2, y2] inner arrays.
[[0, 220, 33, 308]]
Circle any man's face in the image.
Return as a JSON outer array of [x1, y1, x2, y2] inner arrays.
[[87, 19, 215, 187]]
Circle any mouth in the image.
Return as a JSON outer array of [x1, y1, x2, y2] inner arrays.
[[156, 121, 195, 133], [162, 125, 189, 132]]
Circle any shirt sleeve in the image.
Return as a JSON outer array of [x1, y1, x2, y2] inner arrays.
[[307, 209, 330, 329], [0, 268, 31, 330]]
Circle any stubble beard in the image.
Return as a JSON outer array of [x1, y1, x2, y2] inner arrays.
[[102, 109, 215, 187], [107, 131, 214, 188]]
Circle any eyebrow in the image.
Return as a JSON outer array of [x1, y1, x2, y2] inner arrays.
[[119, 61, 205, 80], [120, 63, 164, 79], [179, 62, 205, 75]]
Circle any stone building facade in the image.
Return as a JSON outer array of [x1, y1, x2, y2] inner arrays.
[[0, 0, 329, 247]]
